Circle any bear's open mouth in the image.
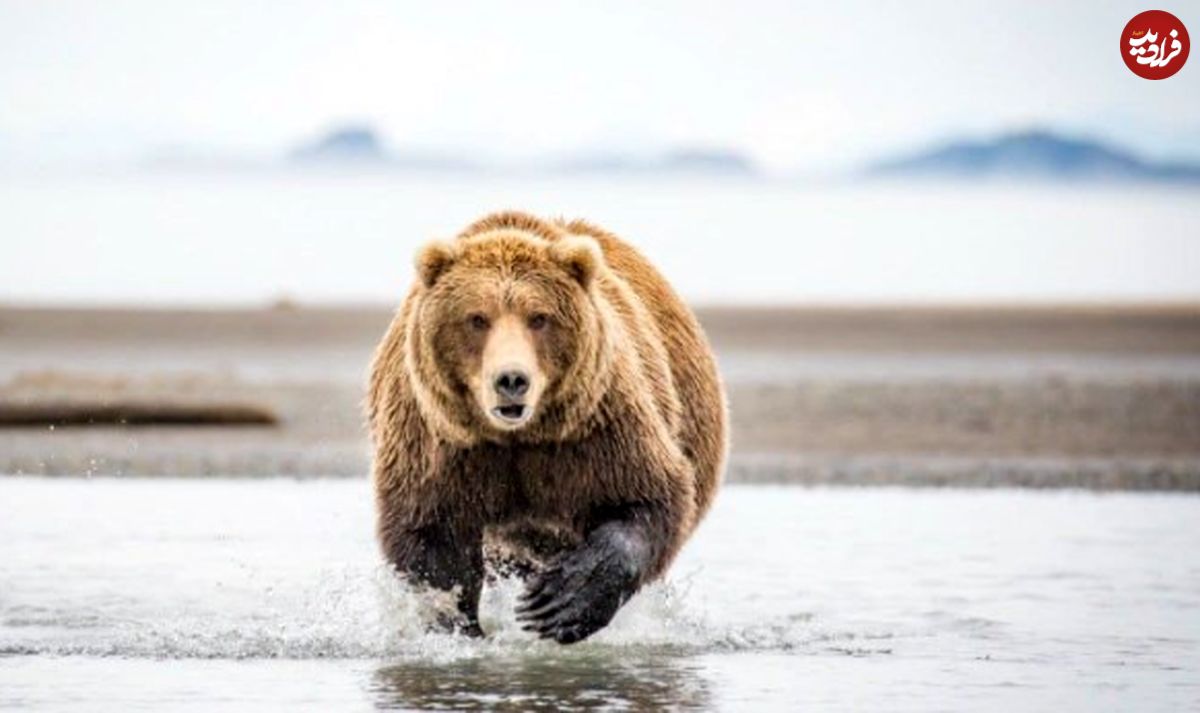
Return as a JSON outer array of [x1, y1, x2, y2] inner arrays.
[[492, 404, 528, 423]]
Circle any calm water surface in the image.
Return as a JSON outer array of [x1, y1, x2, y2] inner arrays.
[[1, 479, 1197, 711]]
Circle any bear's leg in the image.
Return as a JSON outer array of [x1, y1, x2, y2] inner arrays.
[[485, 523, 579, 583], [382, 521, 485, 637], [515, 504, 674, 644]]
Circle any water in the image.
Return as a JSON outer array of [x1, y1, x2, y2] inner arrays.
[[2, 172, 1199, 305], [1, 478, 1197, 710]]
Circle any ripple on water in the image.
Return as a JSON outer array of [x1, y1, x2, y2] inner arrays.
[[3, 482, 1199, 710]]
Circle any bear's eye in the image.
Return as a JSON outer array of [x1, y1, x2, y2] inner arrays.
[[528, 313, 549, 331], [468, 313, 490, 331]]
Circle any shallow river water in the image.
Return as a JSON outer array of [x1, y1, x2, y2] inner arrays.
[[1, 478, 1197, 711]]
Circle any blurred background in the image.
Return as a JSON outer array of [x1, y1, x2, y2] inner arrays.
[[2, 2, 1199, 305], [3, 3, 1200, 709], [2, 0, 1197, 485]]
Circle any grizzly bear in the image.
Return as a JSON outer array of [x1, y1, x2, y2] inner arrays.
[[367, 211, 727, 644]]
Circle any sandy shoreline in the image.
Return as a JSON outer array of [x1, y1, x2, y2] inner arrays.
[[2, 304, 1198, 489]]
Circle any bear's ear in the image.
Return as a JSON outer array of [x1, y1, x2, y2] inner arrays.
[[414, 239, 459, 288], [549, 236, 603, 289]]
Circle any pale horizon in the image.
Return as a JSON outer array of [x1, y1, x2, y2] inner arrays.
[[3, 1, 1198, 307], [2, 1, 1199, 171]]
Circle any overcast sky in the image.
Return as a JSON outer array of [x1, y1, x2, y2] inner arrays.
[[2, 1, 1198, 170]]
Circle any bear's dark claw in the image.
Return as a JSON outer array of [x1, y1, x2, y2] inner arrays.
[[516, 565, 565, 614], [515, 522, 646, 644]]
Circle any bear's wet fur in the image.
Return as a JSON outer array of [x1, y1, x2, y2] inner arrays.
[[367, 211, 727, 643]]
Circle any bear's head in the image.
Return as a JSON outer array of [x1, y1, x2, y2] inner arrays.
[[405, 228, 613, 444]]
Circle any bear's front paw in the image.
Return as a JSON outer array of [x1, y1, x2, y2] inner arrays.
[[432, 611, 485, 639], [515, 526, 645, 644]]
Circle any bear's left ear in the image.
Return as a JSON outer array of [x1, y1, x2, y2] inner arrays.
[[414, 239, 459, 289], [549, 236, 603, 289]]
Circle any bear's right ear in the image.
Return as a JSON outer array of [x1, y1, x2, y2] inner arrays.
[[414, 240, 458, 288]]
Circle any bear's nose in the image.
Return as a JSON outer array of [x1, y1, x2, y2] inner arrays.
[[494, 369, 530, 399]]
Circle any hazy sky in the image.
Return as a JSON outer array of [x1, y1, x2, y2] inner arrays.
[[2, 1, 1198, 170]]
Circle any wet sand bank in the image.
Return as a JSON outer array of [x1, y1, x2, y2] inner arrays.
[[2, 305, 1198, 488]]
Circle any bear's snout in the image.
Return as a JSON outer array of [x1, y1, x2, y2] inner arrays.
[[494, 368, 530, 399], [480, 315, 543, 429], [492, 367, 533, 424]]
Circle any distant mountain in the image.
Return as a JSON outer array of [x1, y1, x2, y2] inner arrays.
[[285, 127, 755, 176], [555, 147, 757, 176], [289, 125, 478, 171], [661, 148, 757, 175], [290, 126, 387, 163], [867, 130, 1200, 183]]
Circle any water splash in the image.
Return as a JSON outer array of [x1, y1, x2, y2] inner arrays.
[[0, 563, 830, 660]]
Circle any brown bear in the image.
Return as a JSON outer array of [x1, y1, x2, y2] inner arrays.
[[367, 210, 727, 644]]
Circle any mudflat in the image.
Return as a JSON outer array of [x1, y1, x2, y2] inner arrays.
[[2, 304, 1198, 488]]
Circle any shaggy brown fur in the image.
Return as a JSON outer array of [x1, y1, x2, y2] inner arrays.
[[367, 210, 727, 643]]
